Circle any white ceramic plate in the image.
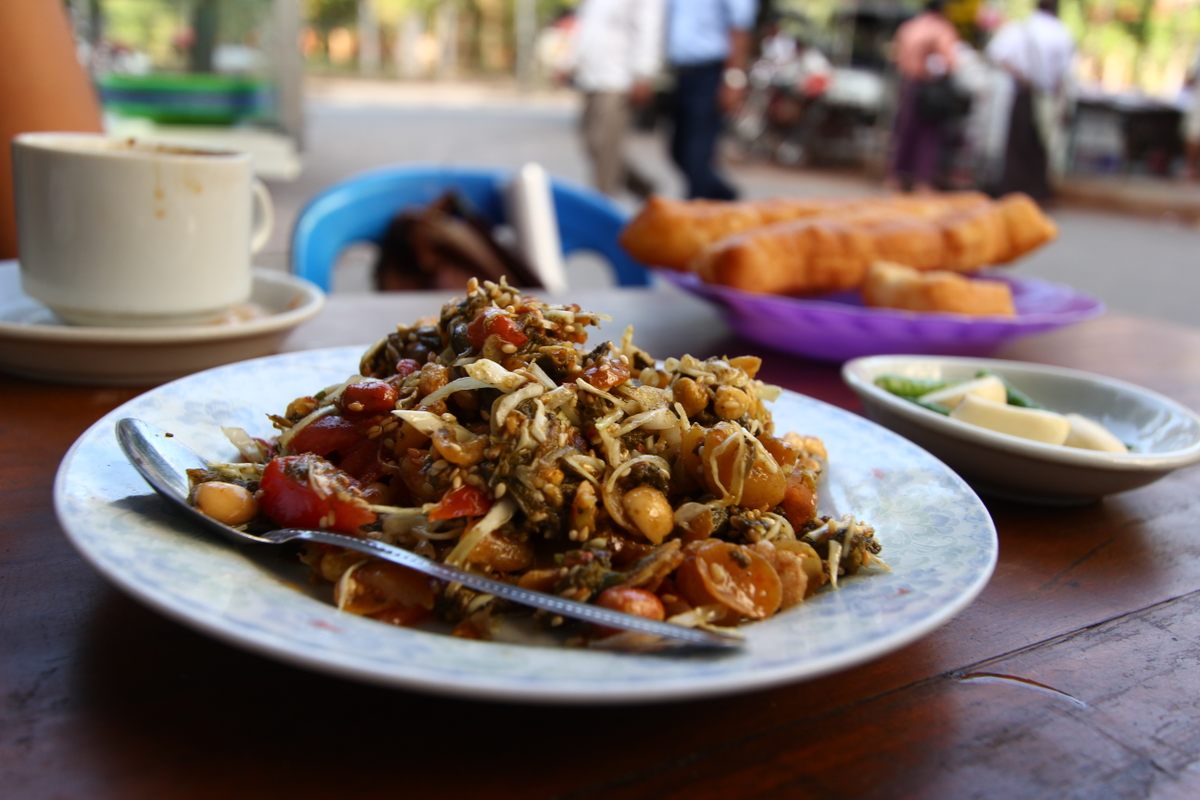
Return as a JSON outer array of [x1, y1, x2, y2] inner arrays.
[[0, 261, 323, 385], [843, 355, 1200, 505], [56, 346, 997, 704]]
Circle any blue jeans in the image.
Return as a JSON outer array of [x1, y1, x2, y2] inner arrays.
[[670, 61, 738, 201]]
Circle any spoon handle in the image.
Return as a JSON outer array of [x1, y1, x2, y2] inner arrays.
[[265, 528, 743, 650]]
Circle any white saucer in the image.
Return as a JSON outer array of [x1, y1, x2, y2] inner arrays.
[[0, 261, 324, 386]]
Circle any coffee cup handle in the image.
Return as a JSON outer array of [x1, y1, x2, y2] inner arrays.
[[250, 178, 275, 254]]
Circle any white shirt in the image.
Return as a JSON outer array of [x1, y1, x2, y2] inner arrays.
[[571, 0, 664, 92], [986, 10, 1074, 94]]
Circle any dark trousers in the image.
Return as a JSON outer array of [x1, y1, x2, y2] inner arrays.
[[669, 61, 738, 200], [890, 80, 944, 187], [996, 86, 1051, 202]]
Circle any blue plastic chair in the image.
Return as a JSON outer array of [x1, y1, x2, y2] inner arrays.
[[290, 164, 650, 292]]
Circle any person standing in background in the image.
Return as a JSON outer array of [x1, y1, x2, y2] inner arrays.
[[571, 0, 664, 200], [0, 0, 104, 258], [887, 0, 960, 194], [986, 0, 1074, 202], [665, 0, 758, 200]]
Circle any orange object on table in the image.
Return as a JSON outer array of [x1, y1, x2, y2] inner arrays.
[[0, 0, 103, 259]]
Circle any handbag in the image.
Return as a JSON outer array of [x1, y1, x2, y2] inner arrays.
[[915, 76, 971, 123]]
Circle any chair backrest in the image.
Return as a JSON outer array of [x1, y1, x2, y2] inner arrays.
[[290, 164, 650, 292]]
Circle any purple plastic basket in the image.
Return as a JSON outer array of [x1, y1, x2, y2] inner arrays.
[[660, 270, 1105, 362]]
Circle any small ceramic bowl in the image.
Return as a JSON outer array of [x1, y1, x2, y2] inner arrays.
[[841, 355, 1200, 505]]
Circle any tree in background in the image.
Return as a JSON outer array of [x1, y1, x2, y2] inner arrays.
[[305, 0, 358, 62], [189, 0, 217, 71], [84, 0, 274, 74], [300, 0, 574, 77]]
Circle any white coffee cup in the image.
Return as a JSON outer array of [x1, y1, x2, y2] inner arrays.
[[12, 132, 274, 326]]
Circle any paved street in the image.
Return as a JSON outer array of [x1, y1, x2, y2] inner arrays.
[[260, 79, 1200, 328]]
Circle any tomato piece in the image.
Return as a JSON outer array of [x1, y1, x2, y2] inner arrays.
[[427, 485, 492, 521], [466, 531, 533, 572], [337, 438, 383, 485], [580, 355, 631, 391], [286, 415, 363, 459], [675, 540, 782, 624], [781, 467, 818, 529], [259, 454, 377, 535], [489, 314, 527, 346], [466, 307, 528, 350], [700, 423, 786, 511], [337, 380, 398, 418], [336, 560, 436, 617]]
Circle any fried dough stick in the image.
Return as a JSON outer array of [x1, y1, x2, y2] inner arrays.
[[862, 261, 1016, 317], [694, 211, 910, 294], [618, 196, 842, 271], [994, 192, 1059, 262], [694, 193, 1056, 295], [619, 192, 991, 271]]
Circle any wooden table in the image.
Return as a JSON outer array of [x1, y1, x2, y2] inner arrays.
[[4, 287, 1199, 799]]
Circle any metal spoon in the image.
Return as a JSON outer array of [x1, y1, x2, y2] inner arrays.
[[116, 417, 743, 651]]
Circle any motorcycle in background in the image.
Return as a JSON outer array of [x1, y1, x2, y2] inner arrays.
[[730, 40, 834, 167]]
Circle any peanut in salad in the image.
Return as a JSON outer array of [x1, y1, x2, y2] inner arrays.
[[189, 279, 883, 643]]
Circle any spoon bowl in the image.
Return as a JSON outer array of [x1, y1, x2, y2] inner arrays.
[[115, 417, 743, 651]]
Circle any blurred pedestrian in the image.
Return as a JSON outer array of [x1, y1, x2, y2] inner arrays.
[[665, 0, 758, 200], [571, 0, 664, 199], [986, 0, 1074, 202], [887, 0, 961, 194], [1184, 44, 1200, 181]]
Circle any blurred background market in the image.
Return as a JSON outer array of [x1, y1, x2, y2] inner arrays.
[[71, 0, 1200, 179], [28, 0, 1200, 320]]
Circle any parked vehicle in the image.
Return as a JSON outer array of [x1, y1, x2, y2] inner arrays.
[[730, 37, 834, 166]]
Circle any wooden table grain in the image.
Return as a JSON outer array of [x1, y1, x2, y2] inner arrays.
[[3, 287, 1199, 799]]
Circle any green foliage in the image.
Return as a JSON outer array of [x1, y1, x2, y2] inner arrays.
[[95, 0, 273, 68]]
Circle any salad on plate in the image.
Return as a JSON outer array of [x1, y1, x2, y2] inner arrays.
[[187, 279, 885, 644]]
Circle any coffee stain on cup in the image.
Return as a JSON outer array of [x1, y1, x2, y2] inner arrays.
[[153, 161, 166, 220]]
